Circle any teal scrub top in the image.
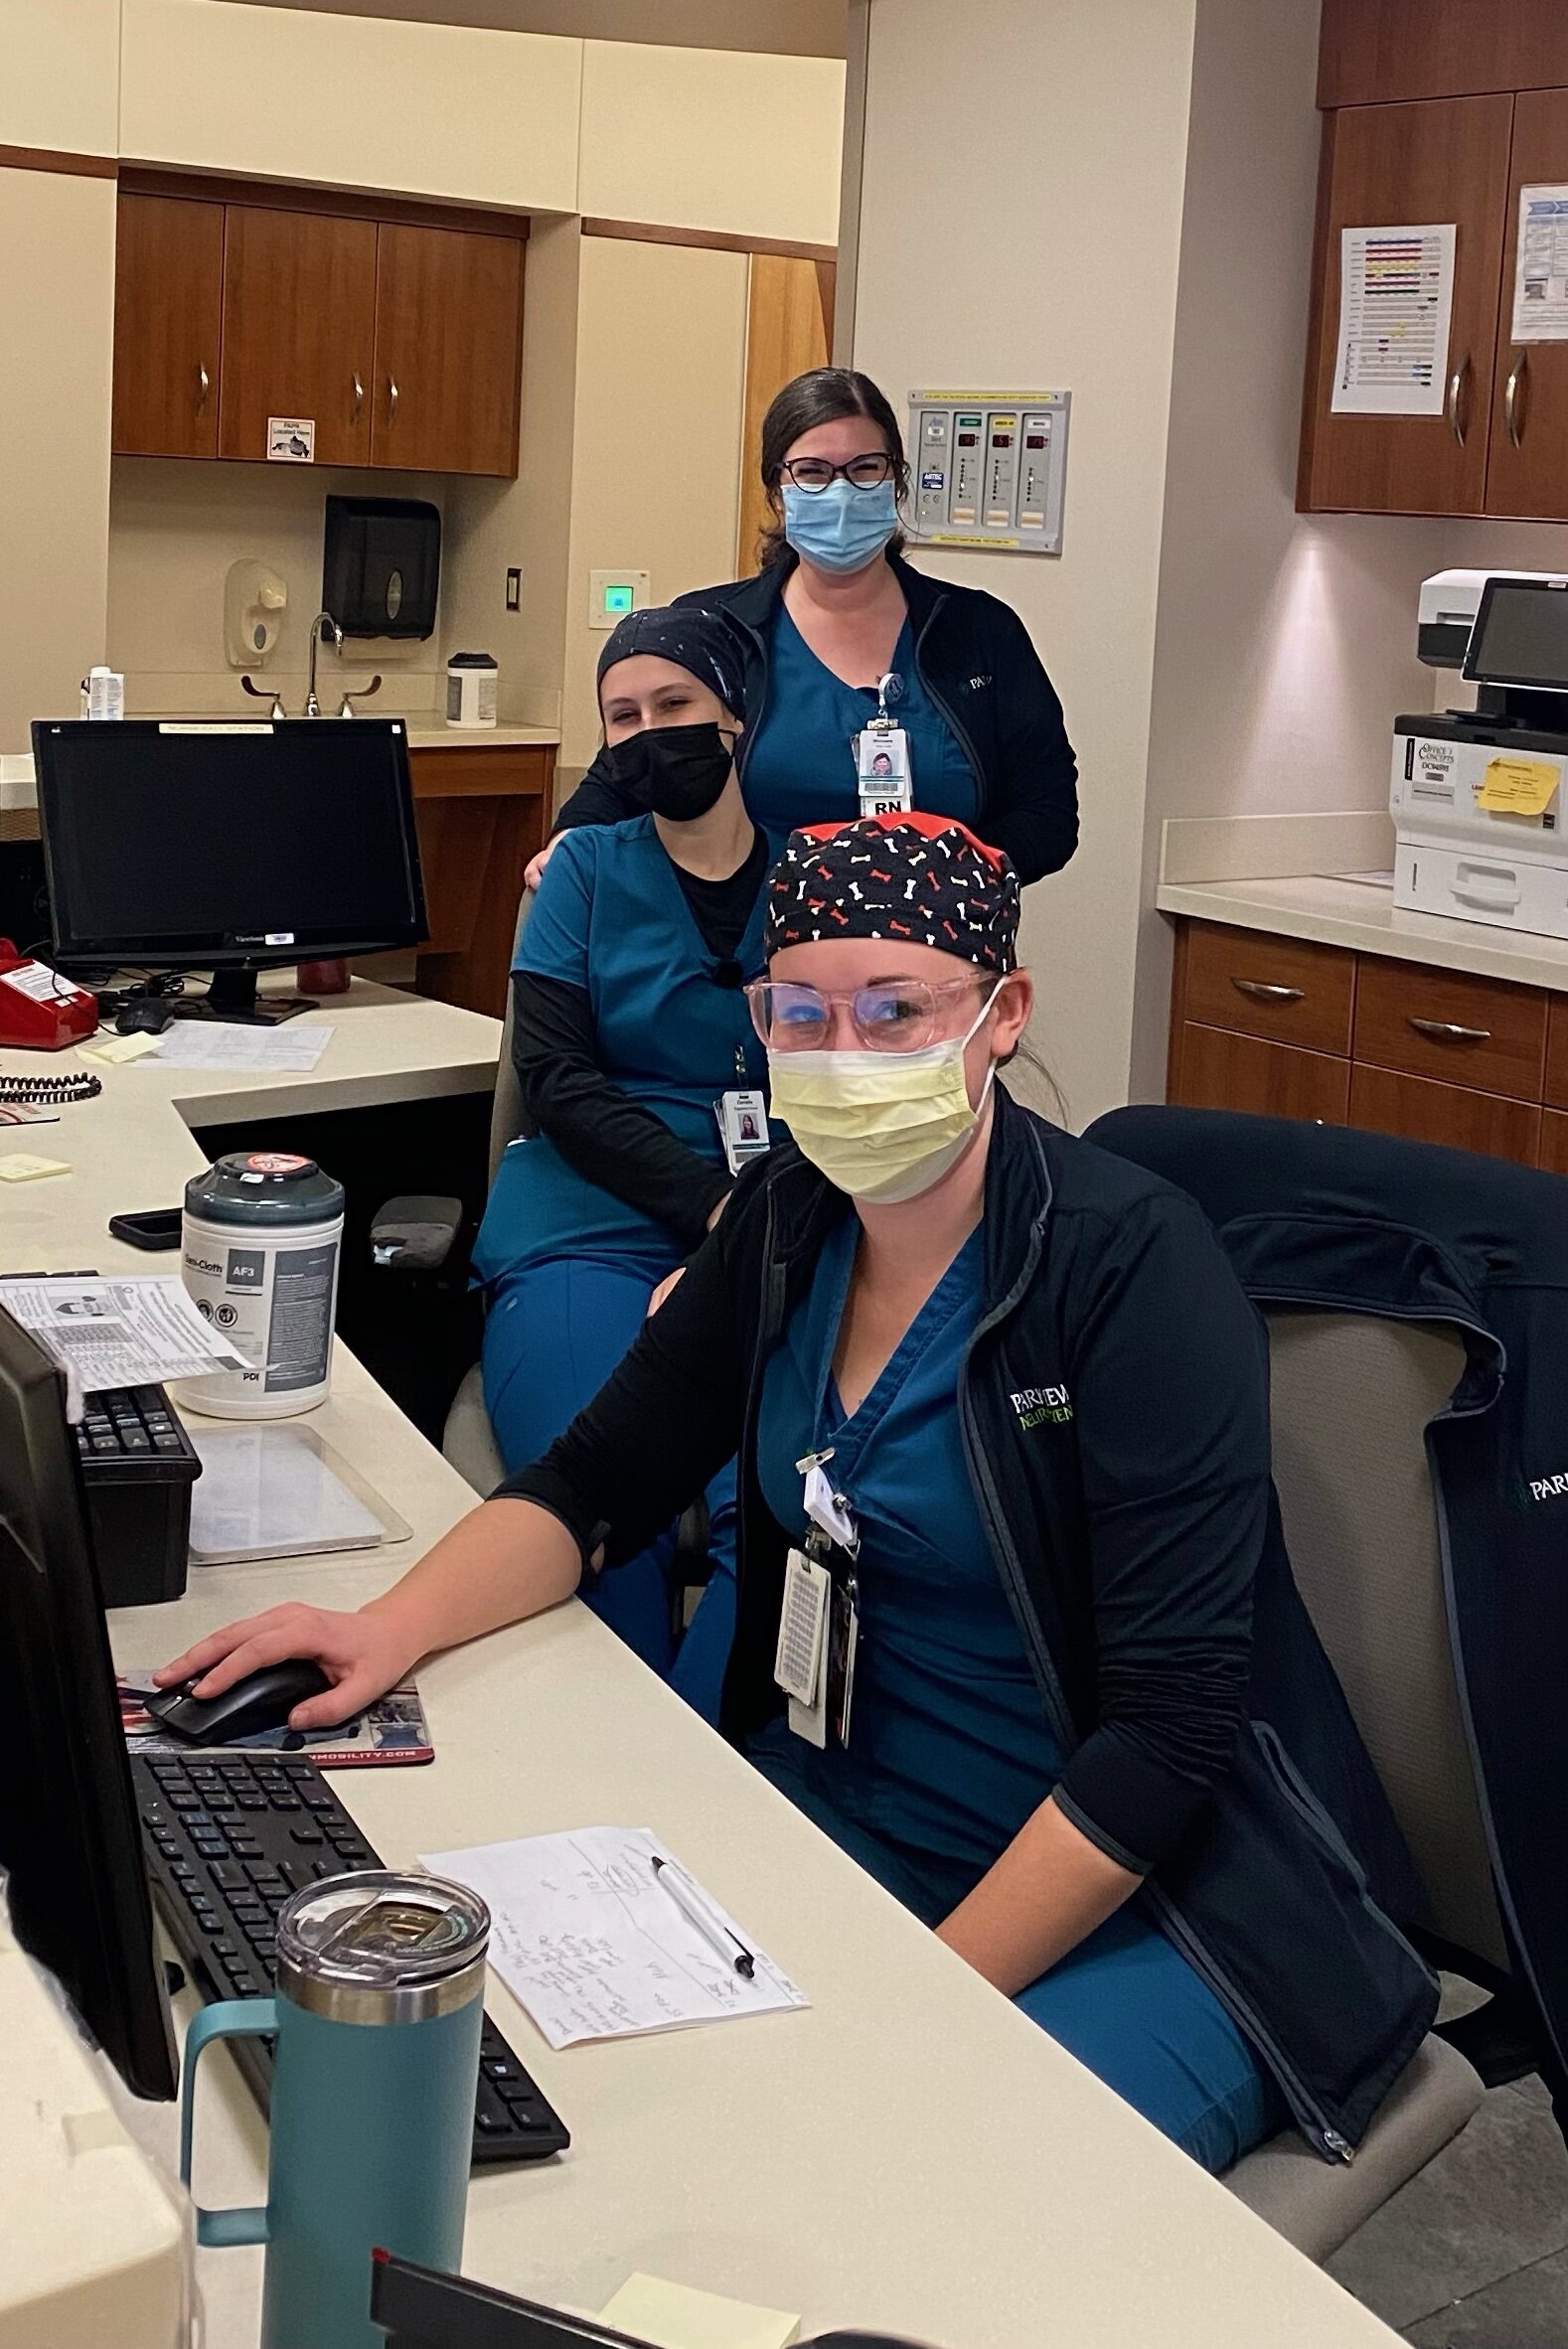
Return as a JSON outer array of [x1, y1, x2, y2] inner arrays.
[[742, 604, 980, 839], [472, 817, 771, 1284], [751, 1212, 1060, 1883]]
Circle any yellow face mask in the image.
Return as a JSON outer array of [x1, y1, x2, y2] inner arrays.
[[767, 983, 1002, 1205]]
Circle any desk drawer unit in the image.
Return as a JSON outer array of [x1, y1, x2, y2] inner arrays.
[[1353, 960, 1548, 1102], [1547, 999, 1568, 1112], [1543, 1109, 1568, 1176], [1181, 923, 1355, 1054], [1348, 1065, 1542, 1166], [1174, 1024, 1350, 1124]]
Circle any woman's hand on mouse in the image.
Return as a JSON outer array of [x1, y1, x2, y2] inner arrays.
[[154, 1602, 418, 1731]]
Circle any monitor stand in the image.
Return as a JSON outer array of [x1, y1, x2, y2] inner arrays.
[[172, 967, 318, 1026]]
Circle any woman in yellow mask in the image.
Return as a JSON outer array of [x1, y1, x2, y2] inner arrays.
[[158, 814, 1434, 2176]]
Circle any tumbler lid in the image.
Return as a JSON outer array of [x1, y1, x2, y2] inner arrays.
[[276, 1871, 489, 2023]]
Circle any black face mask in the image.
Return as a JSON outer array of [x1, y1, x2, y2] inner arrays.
[[603, 721, 735, 822]]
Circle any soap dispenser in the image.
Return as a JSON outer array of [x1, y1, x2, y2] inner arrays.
[[225, 560, 288, 669]]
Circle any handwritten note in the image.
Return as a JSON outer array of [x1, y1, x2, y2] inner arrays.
[[419, 1826, 808, 2050], [1477, 755, 1561, 817]]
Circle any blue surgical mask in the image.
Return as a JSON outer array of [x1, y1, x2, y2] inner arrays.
[[782, 479, 899, 575]]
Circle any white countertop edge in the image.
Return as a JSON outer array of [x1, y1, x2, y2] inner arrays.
[[1157, 873, 1568, 994]]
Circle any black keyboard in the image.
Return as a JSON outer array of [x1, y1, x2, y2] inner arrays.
[[77, 1385, 192, 1462], [133, 1748, 569, 2166]]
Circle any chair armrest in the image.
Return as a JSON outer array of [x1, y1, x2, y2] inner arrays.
[[371, 1194, 465, 1273]]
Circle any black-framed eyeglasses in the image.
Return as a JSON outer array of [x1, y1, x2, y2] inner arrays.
[[779, 452, 896, 494]]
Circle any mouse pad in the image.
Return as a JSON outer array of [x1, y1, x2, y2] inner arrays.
[[117, 1671, 434, 1768]]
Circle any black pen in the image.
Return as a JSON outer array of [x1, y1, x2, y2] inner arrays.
[[651, 1855, 756, 1977]]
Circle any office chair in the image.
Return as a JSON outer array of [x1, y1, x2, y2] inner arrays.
[[374, 889, 712, 1613], [1084, 1104, 1516, 2260]]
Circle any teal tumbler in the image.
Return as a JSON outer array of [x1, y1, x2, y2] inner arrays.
[[181, 1871, 490, 2349]]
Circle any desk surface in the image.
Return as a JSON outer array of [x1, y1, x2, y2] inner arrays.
[[9, 989, 1395, 2348]]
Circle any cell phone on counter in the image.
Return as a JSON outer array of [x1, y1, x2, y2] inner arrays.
[[108, 1207, 183, 1252]]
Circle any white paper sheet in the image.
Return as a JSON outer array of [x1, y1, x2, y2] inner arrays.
[[1332, 224, 1457, 415], [0, 1274, 246, 1396], [147, 1023, 334, 1073], [1511, 184, 1568, 343], [420, 1826, 809, 2050], [188, 1425, 385, 1563]]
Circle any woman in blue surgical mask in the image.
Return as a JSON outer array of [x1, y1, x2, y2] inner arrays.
[[531, 368, 1079, 891]]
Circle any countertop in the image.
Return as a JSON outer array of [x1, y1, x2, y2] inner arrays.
[[1157, 813, 1568, 995], [1157, 872, 1568, 995]]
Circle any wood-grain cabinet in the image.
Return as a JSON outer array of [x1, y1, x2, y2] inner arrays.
[[112, 191, 525, 479], [406, 743, 552, 1020], [1168, 917, 1568, 1173], [1301, 5, 1568, 519]]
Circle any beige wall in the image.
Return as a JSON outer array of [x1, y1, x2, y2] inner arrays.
[[235, 0, 849, 59], [559, 235, 749, 768], [0, 169, 116, 749], [854, 0, 1198, 1130], [1128, 0, 1568, 1098], [578, 42, 844, 245], [0, 0, 119, 152], [440, 214, 582, 731], [106, 458, 449, 716], [119, 0, 582, 208]]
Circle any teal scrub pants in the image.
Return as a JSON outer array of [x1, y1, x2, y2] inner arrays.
[[482, 1256, 735, 1719]]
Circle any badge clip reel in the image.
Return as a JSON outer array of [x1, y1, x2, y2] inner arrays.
[[856, 672, 911, 818], [773, 1450, 860, 1751]]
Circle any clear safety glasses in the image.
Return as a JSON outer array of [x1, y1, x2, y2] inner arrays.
[[746, 975, 989, 1054]]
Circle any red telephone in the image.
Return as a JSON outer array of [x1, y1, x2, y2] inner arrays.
[[0, 940, 99, 1050]]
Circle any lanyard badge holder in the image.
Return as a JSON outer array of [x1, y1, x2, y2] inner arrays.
[[772, 1450, 860, 1750], [855, 672, 911, 818], [715, 1046, 771, 1178]]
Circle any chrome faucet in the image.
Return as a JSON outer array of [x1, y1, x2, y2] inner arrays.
[[305, 611, 343, 717]]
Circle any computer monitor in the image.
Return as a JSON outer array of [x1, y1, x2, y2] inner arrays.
[[32, 717, 428, 1022], [1463, 575, 1568, 693], [0, 1305, 177, 2101]]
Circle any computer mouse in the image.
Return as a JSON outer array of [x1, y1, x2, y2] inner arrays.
[[115, 999, 174, 1036], [144, 1658, 334, 1746]]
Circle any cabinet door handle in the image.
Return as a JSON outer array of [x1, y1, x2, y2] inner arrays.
[[352, 372, 365, 421], [196, 363, 210, 414], [388, 377, 399, 423], [1447, 351, 1472, 447], [1231, 978, 1305, 1003], [1504, 347, 1529, 449], [1409, 1017, 1491, 1044]]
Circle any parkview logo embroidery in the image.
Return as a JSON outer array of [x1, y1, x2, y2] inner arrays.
[[1011, 1384, 1072, 1430], [1529, 1471, 1568, 1501]]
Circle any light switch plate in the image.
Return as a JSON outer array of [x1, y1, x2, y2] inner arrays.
[[588, 568, 650, 630]]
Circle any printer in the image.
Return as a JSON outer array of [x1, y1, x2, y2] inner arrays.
[[1392, 569, 1568, 941]]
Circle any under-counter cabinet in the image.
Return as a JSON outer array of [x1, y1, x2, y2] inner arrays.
[[1168, 918, 1568, 1171], [111, 182, 526, 479], [111, 195, 226, 460]]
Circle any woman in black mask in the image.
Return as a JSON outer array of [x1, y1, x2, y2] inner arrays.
[[469, 606, 772, 1713]]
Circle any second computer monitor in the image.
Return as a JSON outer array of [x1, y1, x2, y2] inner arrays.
[[34, 717, 428, 1019]]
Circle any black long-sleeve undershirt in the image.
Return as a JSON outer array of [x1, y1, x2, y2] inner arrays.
[[509, 828, 769, 1253]]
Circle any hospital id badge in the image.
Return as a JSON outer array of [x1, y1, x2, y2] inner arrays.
[[716, 1088, 770, 1177], [775, 1547, 830, 1747], [856, 723, 912, 817]]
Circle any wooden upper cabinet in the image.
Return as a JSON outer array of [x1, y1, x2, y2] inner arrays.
[[371, 225, 524, 478], [1486, 88, 1568, 519], [1320, 0, 1568, 106], [1299, 95, 1513, 515], [218, 208, 377, 466], [112, 194, 225, 459]]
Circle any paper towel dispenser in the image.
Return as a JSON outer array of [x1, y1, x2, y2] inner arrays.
[[322, 497, 440, 640]]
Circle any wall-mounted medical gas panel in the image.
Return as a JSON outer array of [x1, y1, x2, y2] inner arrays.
[[906, 390, 1070, 554]]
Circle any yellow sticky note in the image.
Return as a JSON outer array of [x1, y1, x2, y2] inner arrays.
[[0, 1154, 70, 1181], [600, 2275, 800, 2349], [1477, 756, 1561, 817], [80, 1030, 162, 1066]]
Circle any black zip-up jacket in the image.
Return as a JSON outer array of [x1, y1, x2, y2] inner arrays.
[[552, 554, 1079, 884], [1090, 1105, 1568, 2088], [502, 1089, 1438, 2155]]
